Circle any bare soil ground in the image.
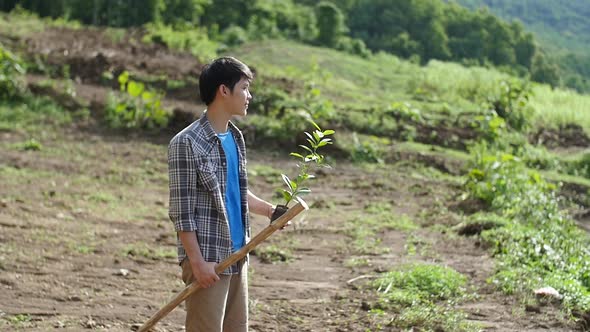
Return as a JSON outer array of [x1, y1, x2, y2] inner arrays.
[[1, 25, 587, 331]]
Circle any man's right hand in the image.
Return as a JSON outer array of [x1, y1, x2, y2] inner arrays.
[[192, 261, 219, 288]]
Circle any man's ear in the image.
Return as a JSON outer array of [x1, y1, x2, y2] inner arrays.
[[217, 84, 226, 97], [219, 84, 231, 97]]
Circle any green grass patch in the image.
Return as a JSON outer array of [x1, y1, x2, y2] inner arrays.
[[252, 244, 294, 264], [247, 164, 283, 184], [370, 263, 479, 332], [344, 257, 370, 268], [0, 96, 71, 132], [346, 202, 418, 255], [3, 314, 32, 327], [122, 242, 176, 261]]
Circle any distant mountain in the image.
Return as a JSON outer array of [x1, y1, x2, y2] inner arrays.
[[453, 0, 590, 54]]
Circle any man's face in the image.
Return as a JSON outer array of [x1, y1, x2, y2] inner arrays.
[[226, 77, 252, 117]]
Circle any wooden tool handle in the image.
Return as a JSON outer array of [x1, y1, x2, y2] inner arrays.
[[137, 202, 307, 332]]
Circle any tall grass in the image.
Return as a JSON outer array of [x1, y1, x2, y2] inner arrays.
[[530, 85, 590, 132]]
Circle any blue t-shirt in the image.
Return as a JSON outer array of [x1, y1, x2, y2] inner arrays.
[[217, 131, 244, 252]]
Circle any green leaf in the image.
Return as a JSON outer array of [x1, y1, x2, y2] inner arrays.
[[299, 145, 313, 154], [282, 190, 292, 204], [296, 187, 311, 195], [290, 152, 304, 160], [141, 91, 154, 102], [323, 129, 335, 136], [313, 131, 321, 143], [118, 71, 129, 90], [281, 174, 293, 191], [127, 81, 144, 97], [309, 120, 321, 131]]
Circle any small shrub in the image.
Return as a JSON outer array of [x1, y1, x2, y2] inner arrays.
[[0, 44, 27, 100], [20, 138, 42, 151], [105, 71, 170, 129], [351, 133, 389, 164], [486, 79, 534, 131]]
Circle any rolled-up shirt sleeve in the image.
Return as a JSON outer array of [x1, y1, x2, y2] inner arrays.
[[168, 136, 198, 232]]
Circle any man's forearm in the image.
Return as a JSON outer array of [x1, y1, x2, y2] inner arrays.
[[178, 231, 206, 266], [247, 190, 274, 218]]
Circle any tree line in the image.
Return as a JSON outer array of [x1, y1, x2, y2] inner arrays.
[[0, 0, 566, 90]]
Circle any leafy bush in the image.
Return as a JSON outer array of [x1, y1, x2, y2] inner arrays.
[[472, 111, 506, 143], [350, 133, 389, 164], [105, 71, 169, 129], [466, 145, 590, 314], [486, 79, 534, 131], [0, 44, 26, 100], [220, 25, 249, 47]]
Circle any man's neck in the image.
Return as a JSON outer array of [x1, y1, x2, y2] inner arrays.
[[206, 104, 231, 133]]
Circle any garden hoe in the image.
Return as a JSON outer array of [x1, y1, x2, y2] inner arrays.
[[137, 201, 307, 332]]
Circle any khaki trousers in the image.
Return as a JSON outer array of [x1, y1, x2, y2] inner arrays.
[[181, 259, 248, 332]]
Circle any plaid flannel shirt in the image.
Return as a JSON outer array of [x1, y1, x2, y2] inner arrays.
[[168, 112, 250, 275]]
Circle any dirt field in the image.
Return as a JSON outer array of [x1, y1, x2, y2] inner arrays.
[[0, 25, 587, 331]]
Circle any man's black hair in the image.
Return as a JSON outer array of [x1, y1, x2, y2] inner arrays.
[[199, 57, 253, 105]]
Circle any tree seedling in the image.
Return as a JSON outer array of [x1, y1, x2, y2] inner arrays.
[[279, 119, 335, 209]]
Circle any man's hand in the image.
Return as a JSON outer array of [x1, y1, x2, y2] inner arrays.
[[270, 204, 289, 222], [270, 204, 290, 229], [192, 261, 219, 288]]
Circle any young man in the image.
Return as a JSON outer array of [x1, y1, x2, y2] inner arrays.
[[168, 57, 280, 331]]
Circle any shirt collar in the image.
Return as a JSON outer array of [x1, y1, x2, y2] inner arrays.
[[199, 111, 242, 141]]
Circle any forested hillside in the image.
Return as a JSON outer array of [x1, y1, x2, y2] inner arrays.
[[454, 0, 590, 93], [0, 0, 574, 91], [455, 0, 590, 52]]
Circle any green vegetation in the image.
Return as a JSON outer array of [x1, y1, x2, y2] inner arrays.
[[463, 87, 590, 317], [252, 244, 294, 264], [280, 120, 334, 207], [346, 202, 418, 255], [466, 147, 590, 313], [371, 263, 479, 331], [142, 23, 218, 62], [455, 0, 590, 93], [0, 96, 72, 131], [105, 71, 170, 129], [123, 242, 176, 261], [0, 44, 26, 100]]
